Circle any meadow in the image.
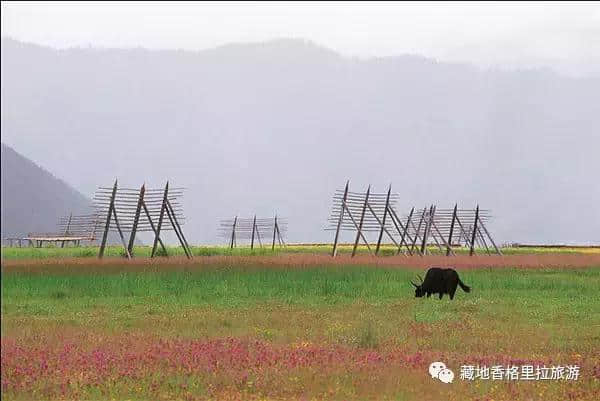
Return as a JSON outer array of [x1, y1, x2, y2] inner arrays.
[[2, 243, 599, 260], [1, 249, 600, 400]]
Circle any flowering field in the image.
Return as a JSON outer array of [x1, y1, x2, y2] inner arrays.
[[2, 243, 599, 260], [2, 259, 600, 400]]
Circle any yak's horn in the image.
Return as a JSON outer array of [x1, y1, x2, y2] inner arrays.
[[417, 274, 423, 283], [410, 281, 419, 288]]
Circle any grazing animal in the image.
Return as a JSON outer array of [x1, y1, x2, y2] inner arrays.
[[411, 267, 471, 300]]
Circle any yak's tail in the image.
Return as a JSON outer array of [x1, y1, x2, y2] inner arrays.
[[458, 278, 471, 293]]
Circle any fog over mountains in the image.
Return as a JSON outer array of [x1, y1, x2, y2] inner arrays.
[[1, 38, 599, 244]]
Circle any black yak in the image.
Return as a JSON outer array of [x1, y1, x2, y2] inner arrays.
[[411, 267, 471, 300]]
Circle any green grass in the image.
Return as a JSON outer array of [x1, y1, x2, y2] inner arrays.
[[3, 266, 599, 313], [2, 265, 599, 360], [2, 243, 598, 260], [1, 245, 280, 259], [3, 264, 599, 400]]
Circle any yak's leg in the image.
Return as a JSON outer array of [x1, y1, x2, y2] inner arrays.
[[439, 292, 444, 300], [427, 292, 431, 298], [449, 283, 457, 300], [446, 283, 456, 299]]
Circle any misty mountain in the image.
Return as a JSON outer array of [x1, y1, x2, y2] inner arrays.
[[1, 38, 599, 244], [0, 142, 91, 238]]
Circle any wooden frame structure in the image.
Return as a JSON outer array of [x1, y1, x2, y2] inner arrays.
[[399, 205, 501, 256], [94, 180, 192, 259], [56, 213, 100, 247], [326, 181, 501, 257], [218, 215, 287, 250], [4, 213, 100, 248]]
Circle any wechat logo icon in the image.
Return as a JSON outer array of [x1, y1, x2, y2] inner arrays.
[[429, 361, 454, 384]]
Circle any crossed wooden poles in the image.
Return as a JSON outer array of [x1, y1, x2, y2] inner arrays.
[[328, 181, 501, 257], [96, 180, 192, 259], [402, 204, 501, 256], [219, 215, 286, 250]]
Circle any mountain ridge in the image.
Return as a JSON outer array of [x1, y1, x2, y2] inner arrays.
[[0, 143, 92, 238]]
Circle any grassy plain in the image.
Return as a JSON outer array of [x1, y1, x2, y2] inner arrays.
[[2, 243, 599, 260], [2, 254, 600, 400]]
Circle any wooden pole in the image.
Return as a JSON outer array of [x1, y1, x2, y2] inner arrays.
[[477, 226, 491, 255], [165, 202, 191, 259], [431, 216, 455, 256], [367, 203, 400, 248], [469, 205, 480, 256], [272, 215, 277, 251], [454, 215, 472, 247], [250, 215, 256, 250], [166, 199, 191, 255], [446, 204, 458, 256], [420, 206, 434, 255], [256, 220, 263, 248], [478, 217, 502, 255], [392, 207, 414, 255], [410, 208, 427, 256], [230, 216, 237, 249], [352, 185, 371, 257], [91, 212, 100, 241], [345, 207, 373, 254], [98, 179, 117, 259], [61, 213, 72, 248], [332, 181, 349, 257], [164, 205, 184, 250], [276, 222, 285, 246], [142, 201, 167, 253], [471, 225, 484, 249], [428, 206, 445, 252], [112, 207, 131, 259], [375, 185, 392, 255], [151, 182, 169, 258], [127, 184, 145, 255]]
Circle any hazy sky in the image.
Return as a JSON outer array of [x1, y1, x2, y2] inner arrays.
[[2, 1, 600, 76]]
